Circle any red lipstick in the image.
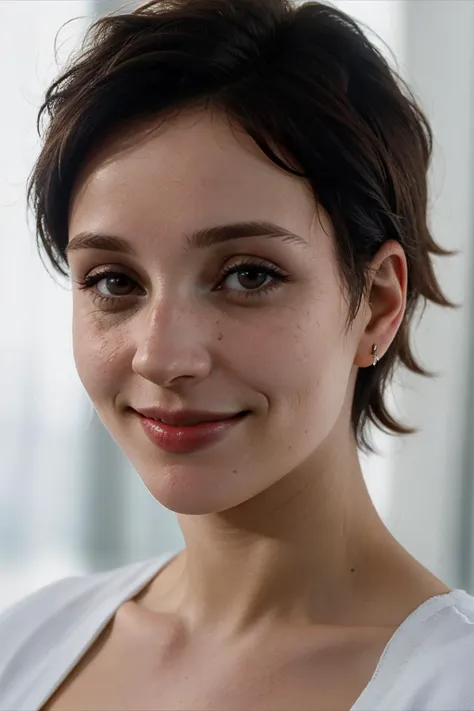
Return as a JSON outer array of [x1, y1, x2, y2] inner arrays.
[[135, 410, 249, 454]]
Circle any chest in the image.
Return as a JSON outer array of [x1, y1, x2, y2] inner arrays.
[[40, 609, 389, 711]]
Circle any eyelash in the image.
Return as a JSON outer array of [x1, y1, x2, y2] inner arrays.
[[73, 258, 290, 309]]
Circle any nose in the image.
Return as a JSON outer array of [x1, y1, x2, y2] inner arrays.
[[131, 298, 213, 388]]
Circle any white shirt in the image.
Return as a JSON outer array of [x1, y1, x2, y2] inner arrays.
[[1, 550, 474, 711]]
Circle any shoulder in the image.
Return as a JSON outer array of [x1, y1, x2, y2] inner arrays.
[[427, 590, 474, 700], [384, 589, 474, 710], [0, 555, 169, 707], [0, 573, 87, 709], [0, 572, 86, 655], [427, 588, 474, 657]]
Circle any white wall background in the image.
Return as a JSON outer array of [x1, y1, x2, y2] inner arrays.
[[1, 0, 473, 614]]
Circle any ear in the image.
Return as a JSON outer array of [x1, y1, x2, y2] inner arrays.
[[353, 240, 408, 368]]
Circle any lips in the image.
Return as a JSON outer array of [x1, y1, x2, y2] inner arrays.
[[137, 410, 250, 454], [150, 414, 238, 426], [134, 407, 249, 427]]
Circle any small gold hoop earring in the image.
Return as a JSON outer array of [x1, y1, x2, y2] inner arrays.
[[372, 344, 380, 367]]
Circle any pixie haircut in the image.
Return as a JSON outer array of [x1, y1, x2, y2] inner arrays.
[[27, 0, 454, 452]]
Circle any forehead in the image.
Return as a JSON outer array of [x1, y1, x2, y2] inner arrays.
[[68, 108, 319, 240]]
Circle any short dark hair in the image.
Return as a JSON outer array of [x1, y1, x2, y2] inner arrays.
[[26, 0, 455, 452]]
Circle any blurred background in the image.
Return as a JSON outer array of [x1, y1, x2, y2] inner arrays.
[[1, 0, 474, 615]]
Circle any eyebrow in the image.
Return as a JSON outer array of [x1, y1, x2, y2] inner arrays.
[[65, 220, 307, 258]]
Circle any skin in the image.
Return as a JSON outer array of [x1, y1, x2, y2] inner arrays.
[[67, 107, 449, 654]]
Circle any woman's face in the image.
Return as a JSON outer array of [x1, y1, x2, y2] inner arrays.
[[68, 108, 369, 514]]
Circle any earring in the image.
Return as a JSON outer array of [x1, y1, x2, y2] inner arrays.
[[372, 344, 380, 367]]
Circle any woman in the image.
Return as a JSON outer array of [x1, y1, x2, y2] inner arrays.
[[1, 0, 473, 709]]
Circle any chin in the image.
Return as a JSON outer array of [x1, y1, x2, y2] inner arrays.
[[138, 461, 265, 515], [144, 486, 242, 515]]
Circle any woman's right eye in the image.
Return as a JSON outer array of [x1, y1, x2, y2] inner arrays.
[[74, 271, 139, 308]]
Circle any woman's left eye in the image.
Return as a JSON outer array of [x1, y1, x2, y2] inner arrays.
[[218, 259, 290, 299], [74, 259, 290, 308]]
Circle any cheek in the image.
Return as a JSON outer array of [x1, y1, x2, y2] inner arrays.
[[234, 309, 351, 440], [72, 311, 126, 401], [230, 309, 336, 389]]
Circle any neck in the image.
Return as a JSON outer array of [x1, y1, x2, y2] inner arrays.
[[146, 429, 433, 640]]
